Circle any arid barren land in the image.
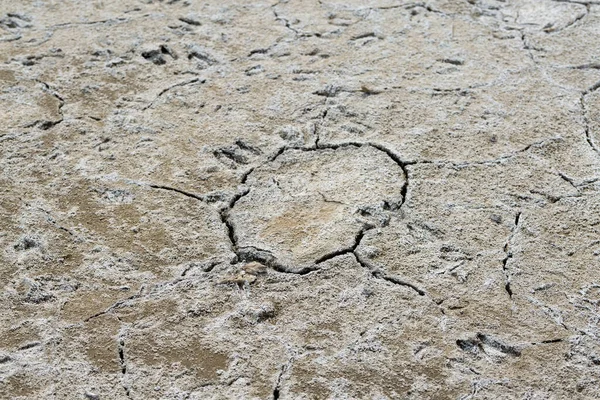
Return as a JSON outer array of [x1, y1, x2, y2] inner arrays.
[[1, 0, 600, 399]]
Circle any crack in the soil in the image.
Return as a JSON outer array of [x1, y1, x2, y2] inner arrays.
[[144, 178, 325, 275], [272, 10, 299, 36], [272, 365, 284, 399], [457, 333, 565, 359], [501, 212, 522, 299], [527, 296, 570, 330], [457, 332, 522, 357], [181, 259, 219, 277], [314, 225, 374, 264], [26, 80, 64, 130], [268, 140, 411, 201], [558, 171, 599, 187], [84, 291, 143, 322], [143, 77, 205, 110], [219, 188, 251, 250], [367, 2, 447, 15], [219, 139, 414, 275], [272, 354, 294, 400], [216, 188, 320, 275], [558, 171, 579, 189], [551, 0, 600, 5], [519, 31, 538, 64], [313, 107, 328, 148], [237, 246, 317, 275], [118, 337, 132, 398], [50, 17, 128, 29], [36, 207, 77, 237], [354, 251, 427, 297], [581, 84, 600, 158], [569, 63, 600, 70], [148, 184, 207, 201], [534, 338, 565, 345], [371, 269, 427, 296], [146, 182, 228, 204], [118, 340, 127, 374]]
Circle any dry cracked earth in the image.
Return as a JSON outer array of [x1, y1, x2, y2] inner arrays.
[[1, 0, 600, 399]]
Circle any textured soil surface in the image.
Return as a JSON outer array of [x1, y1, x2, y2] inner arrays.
[[2, 0, 600, 399]]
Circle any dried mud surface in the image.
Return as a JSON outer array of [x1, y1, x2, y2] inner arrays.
[[1, 0, 600, 399]]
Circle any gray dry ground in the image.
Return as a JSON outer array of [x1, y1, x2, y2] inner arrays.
[[1, 0, 600, 399]]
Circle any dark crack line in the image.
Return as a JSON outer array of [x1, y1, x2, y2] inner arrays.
[[532, 338, 565, 345], [580, 91, 600, 157], [369, 2, 430, 11], [457, 333, 522, 357], [253, 135, 554, 195], [48, 219, 75, 236], [181, 259, 219, 277], [27, 80, 65, 130], [272, 354, 294, 400], [248, 44, 276, 57], [371, 269, 426, 296], [272, 364, 284, 400], [557, 172, 600, 188], [528, 297, 571, 330], [0, 34, 22, 42], [368, 2, 447, 15], [273, 10, 299, 36], [529, 188, 580, 204], [219, 188, 251, 252], [50, 17, 128, 29], [271, 140, 412, 199], [84, 291, 143, 322], [143, 78, 205, 110], [519, 31, 537, 63], [569, 62, 600, 70], [237, 246, 317, 275], [146, 182, 230, 204], [558, 171, 579, 189], [37, 207, 77, 238], [260, 142, 411, 196], [318, 191, 346, 205], [240, 167, 255, 184], [217, 189, 319, 276], [313, 136, 561, 173], [354, 251, 427, 296], [314, 107, 328, 148], [315, 141, 413, 209], [118, 337, 132, 398], [586, 81, 600, 95], [361, 142, 410, 208], [118, 340, 127, 374], [315, 225, 374, 265], [562, 4, 589, 30], [551, 0, 600, 5], [148, 184, 207, 201], [501, 212, 522, 299], [457, 333, 565, 363]]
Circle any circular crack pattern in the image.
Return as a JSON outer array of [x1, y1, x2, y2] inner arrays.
[[229, 145, 406, 272]]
